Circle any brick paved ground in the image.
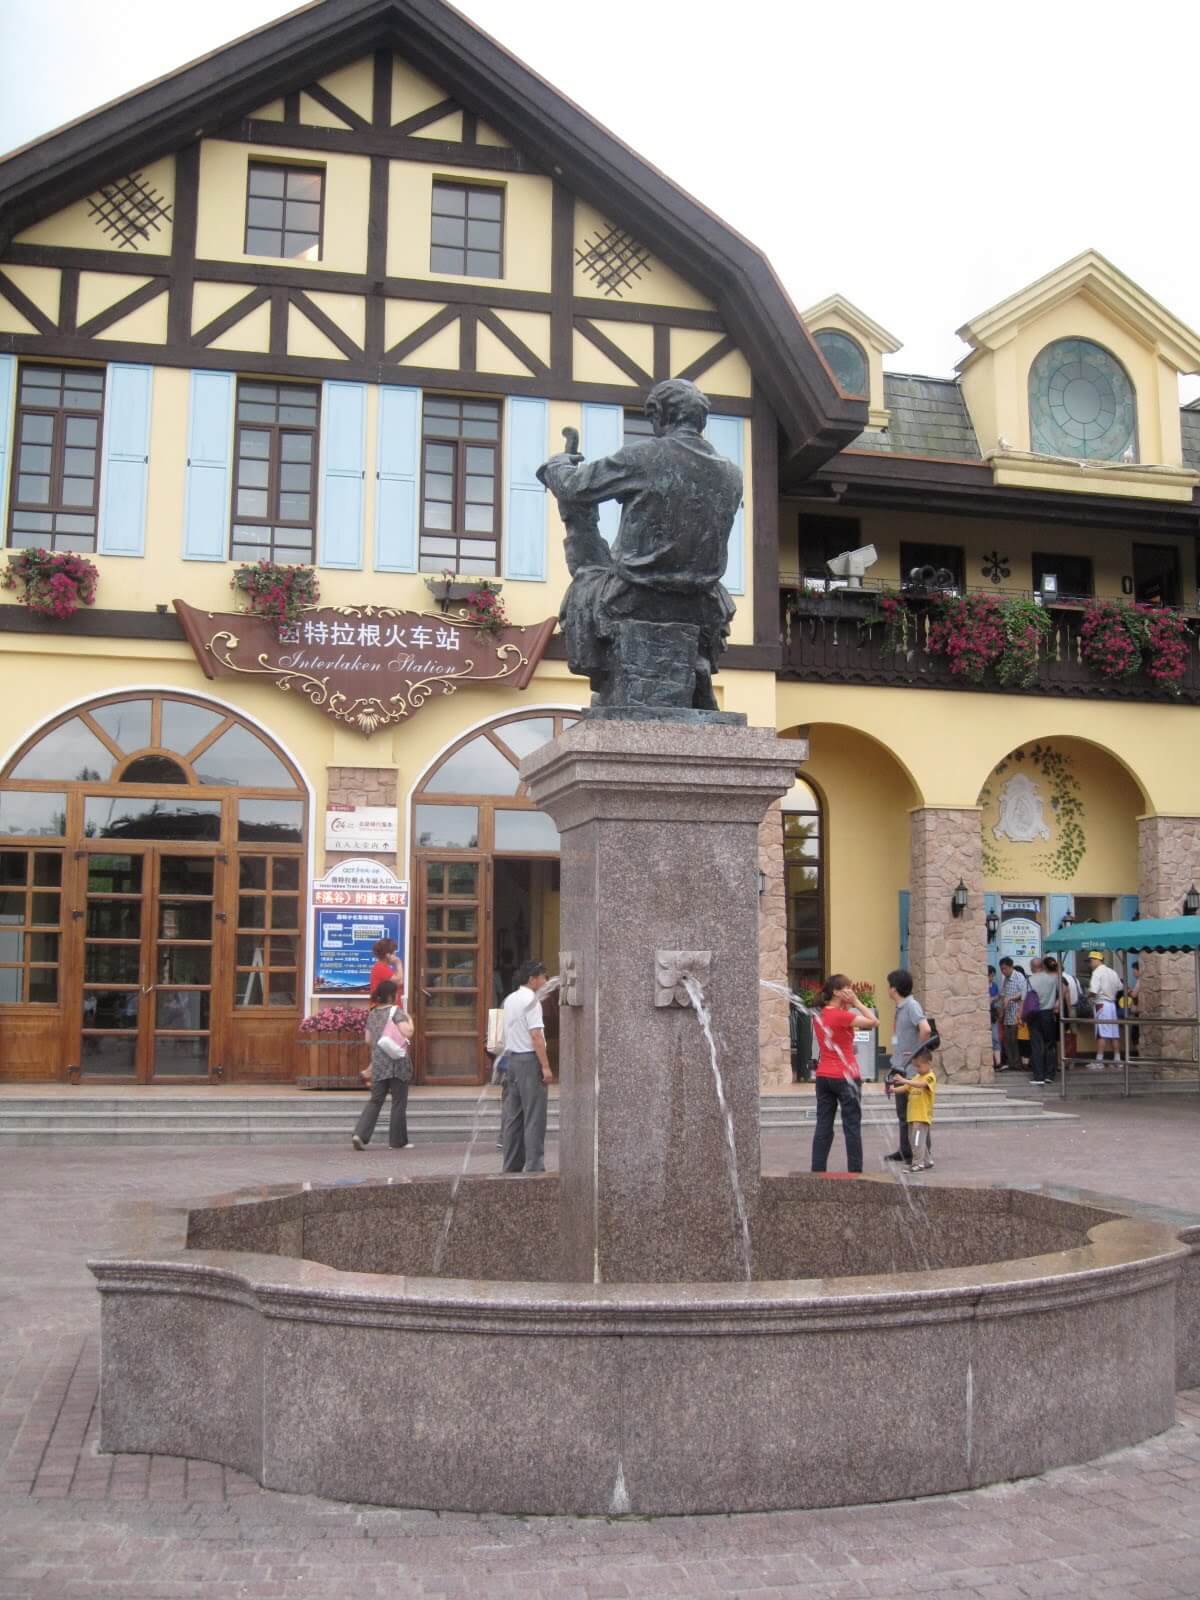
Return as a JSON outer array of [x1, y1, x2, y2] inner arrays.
[[3, 1096, 1200, 1598]]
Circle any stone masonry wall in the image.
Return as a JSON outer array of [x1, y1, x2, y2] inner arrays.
[[1138, 816, 1200, 1058], [758, 800, 791, 1090], [909, 807, 993, 1084], [325, 767, 398, 812]]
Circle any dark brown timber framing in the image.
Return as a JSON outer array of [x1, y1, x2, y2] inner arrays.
[[0, 0, 865, 473], [751, 383, 782, 660], [792, 450, 1200, 535]]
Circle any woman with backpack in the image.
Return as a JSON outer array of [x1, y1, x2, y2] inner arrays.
[[351, 979, 415, 1151]]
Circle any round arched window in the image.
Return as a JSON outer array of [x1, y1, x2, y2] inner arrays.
[[814, 329, 869, 398], [1028, 338, 1137, 461]]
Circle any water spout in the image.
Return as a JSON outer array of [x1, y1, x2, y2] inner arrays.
[[431, 1079, 495, 1275], [681, 973, 752, 1283]]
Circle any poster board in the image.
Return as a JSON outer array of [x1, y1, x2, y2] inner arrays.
[[310, 859, 408, 996]]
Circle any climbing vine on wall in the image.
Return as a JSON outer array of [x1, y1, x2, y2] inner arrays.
[[978, 744, 1086, 882]]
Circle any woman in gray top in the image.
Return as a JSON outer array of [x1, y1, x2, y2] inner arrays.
[[1029, 956, 1061, 1085], [352, 980, 415, 1150]]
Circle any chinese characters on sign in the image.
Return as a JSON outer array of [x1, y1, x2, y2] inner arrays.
[[311, 859, 408, 994], [174, 601, 558, 736], [324, 805, 398, 854]]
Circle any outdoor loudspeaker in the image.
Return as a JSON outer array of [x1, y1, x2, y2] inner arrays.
[[906, 565, 956, 590], [825, 544, 878, 586]]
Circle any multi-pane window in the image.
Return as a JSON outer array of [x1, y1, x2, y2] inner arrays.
[[230, 383, 320, 563], [429, 182, 503, 278], [244, 163, 324, 260], [419, 396, 501, 574], [235, 855, 301, 1008], [7, 366, 105, 552], [899, 541, 964, 593], [624, 411, 655, 445], [783, 782, 824, 995], [0, 849, 61, 1004]]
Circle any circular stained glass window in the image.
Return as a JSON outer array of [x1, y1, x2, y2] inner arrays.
[[1028, 338, 1137, 461], [814, 329, 869, 397]]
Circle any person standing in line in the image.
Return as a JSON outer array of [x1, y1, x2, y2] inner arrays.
[[988, 964, 1002, 1071], [810, 975, 878, 1175], [1087, 950, 1123, 1069], [368, 937, 404, 1001], [996, 957, 1028, 1073], [500, 961, 553, 1174], [1029, 955, 1062, 1085], [352, 980, 414, 1151], [884, 969, 932, 1165], [1127, 961, 1141, 1059]]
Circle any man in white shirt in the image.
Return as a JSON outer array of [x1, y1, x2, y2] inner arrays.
[[500, 961, 553, 1174], [1087, 951, 1122, 1005]]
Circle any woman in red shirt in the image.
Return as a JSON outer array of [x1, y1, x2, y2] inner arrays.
[[810, 973, 878, 1174], [368, 938, 403, 1002]]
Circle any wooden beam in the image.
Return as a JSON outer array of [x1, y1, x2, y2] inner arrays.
[[458, 304, 477, 372], [370, 48, 391, 130], [167, 143, 200, 347], [573, 316, 652, 388], [58, 269, 79, 336], [288, 288, 362, 358], [653, 324, 670, 381], [191, 285, 271, 348], [383, 303, 460, 364], [677, 333, 737, 385], [550, 184, 574, 378], [0, 269, 56, 335], [75, 276, 168, 339], [391, 97, 459, 136], [476, 306, 549, 378], [751, 384, 781, 656], [227, 117, 533, 174], [301, 81, 369, 133]]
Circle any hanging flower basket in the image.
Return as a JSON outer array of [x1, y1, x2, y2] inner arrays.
[[1079, 599, 1146, 681], [2, 548, 99, 620], [1141, 607, 1192, 691], [926, 593, 1004, 683], [232, 561, 320, 628], [994, 597, 1053, 690], [459, 579, 508, 637]]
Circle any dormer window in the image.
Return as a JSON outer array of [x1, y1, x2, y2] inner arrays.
[[1028, 338, 1137, 462], [814, 329, 868, 398]]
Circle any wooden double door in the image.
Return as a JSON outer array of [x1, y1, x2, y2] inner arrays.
[[78, 846, 220, 1082]]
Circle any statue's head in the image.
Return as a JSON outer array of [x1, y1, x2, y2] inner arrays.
[[644, 378, 710, 436]]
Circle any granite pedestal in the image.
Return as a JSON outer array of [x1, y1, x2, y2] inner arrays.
[[521, 719, 800, 1283]]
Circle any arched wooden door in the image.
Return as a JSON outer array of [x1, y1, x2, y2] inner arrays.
[[411, 710, 576, 1084], [0, 692, 308, 1084]]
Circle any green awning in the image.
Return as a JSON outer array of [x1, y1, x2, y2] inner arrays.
[[1044, 916, 1200, 955]]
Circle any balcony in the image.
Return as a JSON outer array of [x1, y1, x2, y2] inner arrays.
[[779, 589, 1200, 704]]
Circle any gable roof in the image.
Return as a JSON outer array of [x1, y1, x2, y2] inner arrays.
[[842, 375, 981, 461], [956, 248, 1200, 375], [0, 0, 865, 472]]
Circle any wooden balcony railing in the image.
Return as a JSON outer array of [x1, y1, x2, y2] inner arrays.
[[779, 592, 1200, 703]]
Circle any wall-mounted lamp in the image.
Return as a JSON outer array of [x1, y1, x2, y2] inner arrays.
[[1059, 911, 1075, 930], [1184, 884, 1200, 917], [951, 879, 969, 919], [985, 908, 1000, 942]]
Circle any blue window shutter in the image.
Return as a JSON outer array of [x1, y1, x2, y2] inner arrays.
[[0, 356, 15, 528], [986, 891, 1003, 975], [318, 381, 366, 570], [581, 403, 623, 544], [1117, 894, 1139, 923], [98, 364, 152, 557], [183, 370, 235, 561], [503, 396, 548, 581], [899, 889, 910, 971], [706, 414, 745, 596], [1047, 893, 1075, 979], [375, 385, 420, 573]]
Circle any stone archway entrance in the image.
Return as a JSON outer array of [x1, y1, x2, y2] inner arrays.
[[0, 691, 308, 1083]]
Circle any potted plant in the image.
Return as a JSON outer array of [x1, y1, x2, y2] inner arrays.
[[299, 1001, 370, 1085], [2, 548, 99, 619], [461, 580, 508, 637], [232, 561, 320, 628], [926, 593, 1004, 682], [1140, 607, 1192, 692]]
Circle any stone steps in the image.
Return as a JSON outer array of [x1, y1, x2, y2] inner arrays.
[[0, 1089, 1074, 1145]]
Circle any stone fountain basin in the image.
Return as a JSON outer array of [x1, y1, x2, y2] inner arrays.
[[90, 1175, 1190, 1517]]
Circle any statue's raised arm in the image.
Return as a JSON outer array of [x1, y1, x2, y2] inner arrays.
[[537, 379, 742, 713]]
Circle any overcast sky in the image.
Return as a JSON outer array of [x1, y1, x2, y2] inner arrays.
[[3, 0, 1199, 398]]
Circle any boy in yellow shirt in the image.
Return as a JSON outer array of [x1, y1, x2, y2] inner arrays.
[[892, 1062, 937, 1172]]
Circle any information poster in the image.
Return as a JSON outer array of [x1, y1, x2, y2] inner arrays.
[[310, 859, 408, 995], [999, 899, 1042, 967]]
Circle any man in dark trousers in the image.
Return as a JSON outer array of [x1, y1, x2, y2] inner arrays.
[[884, 968, 933, 1165], [499, 961, 553, 1175]]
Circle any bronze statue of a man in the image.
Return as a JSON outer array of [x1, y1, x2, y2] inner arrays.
[[537, 378, 742, 711]]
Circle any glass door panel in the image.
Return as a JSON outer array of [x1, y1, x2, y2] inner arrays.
[[80, 853, 144, 1079], [151, 852, 216, 1079], [419, 858, 484, 1081]]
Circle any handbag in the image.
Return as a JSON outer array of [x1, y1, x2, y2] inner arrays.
[[1020, 985, 1040, 1021], [485, 1007, 505, 1055], [376, 1005, 408, 1061]]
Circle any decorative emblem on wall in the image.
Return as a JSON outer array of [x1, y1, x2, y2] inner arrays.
[[981, 551, 1011, 585], [992, 773, 1052, 843], [575, 222, 652, 298], [86, 172, 173, 250], [174, 601, 557, 736]]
